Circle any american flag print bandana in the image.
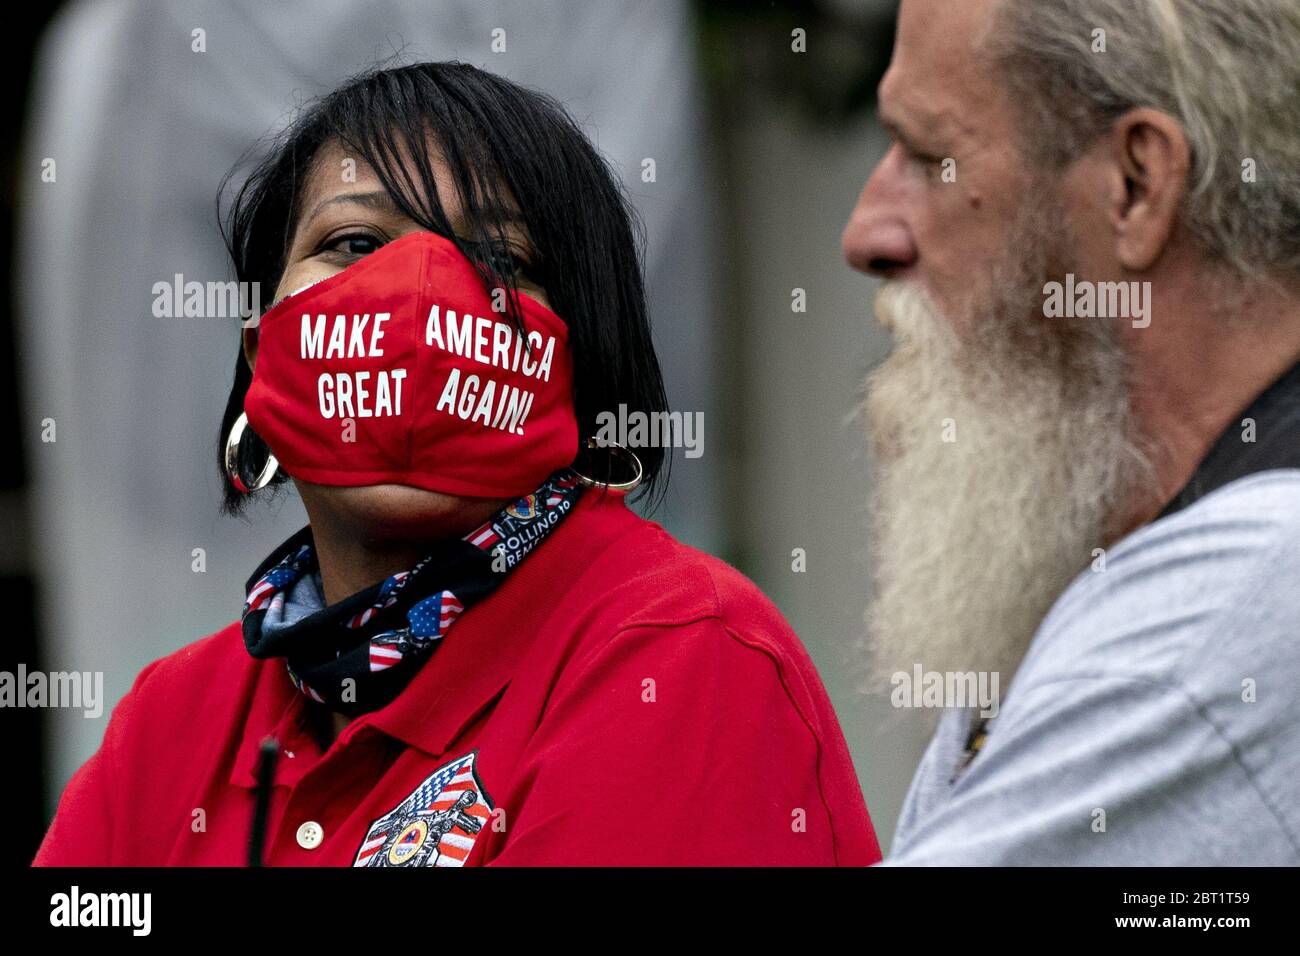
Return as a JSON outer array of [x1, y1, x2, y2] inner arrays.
[[241, 468, 583, 716]]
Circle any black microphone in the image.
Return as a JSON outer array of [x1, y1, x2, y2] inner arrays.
[[248, 736, 279, 867]]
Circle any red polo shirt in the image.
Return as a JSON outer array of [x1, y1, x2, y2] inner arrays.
[[33, 491, 880, 866]]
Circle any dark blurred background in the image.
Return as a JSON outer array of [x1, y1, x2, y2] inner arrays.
[[4, 0, 925, 867]]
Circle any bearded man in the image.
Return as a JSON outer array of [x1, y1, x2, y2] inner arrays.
[[843, 0, 1300, 864]]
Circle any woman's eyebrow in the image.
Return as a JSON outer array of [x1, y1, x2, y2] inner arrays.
[[303, 190, 402, 227], [306, 190, 528, 231], [475, 202, 526, 225], [302, 187, 537, 256]]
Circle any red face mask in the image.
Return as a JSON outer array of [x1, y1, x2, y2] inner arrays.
[[244, 231, 578, 498]]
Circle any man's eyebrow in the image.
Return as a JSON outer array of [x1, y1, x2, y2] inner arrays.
[[879, 96, 949, 151], [880, 114, 906, 142], [879, 108, 923, 150]]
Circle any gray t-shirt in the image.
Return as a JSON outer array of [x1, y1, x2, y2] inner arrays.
[[886, 470, 1300, 865]]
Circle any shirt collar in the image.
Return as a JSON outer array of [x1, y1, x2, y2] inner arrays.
[[231, 489, 643, 788], [1158, 357, 1300, 520]]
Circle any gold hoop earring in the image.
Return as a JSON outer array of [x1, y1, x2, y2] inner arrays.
[[224, 411, 279, 493], [571, 437, 643, 492]]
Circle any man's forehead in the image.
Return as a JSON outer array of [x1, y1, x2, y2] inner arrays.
[[881, 0, 1005, 133], [896, 0, 1003, 53]]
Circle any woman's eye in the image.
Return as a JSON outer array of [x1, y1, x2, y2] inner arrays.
[[508, 252, 535, 280], [478, 241, 537, 282], [325, 233, 383, 257]]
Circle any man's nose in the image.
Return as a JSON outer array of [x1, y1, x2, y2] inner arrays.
[[841, 154, 918, 278]]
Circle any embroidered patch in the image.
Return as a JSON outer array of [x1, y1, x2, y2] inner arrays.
[[506, 493, 539, 520], [352, 751, 494, 867]]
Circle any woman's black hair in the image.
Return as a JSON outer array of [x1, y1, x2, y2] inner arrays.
[[216, 60, 670, 515]]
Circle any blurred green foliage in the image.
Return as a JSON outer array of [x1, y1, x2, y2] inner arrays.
[[696, 0, 898, 123]]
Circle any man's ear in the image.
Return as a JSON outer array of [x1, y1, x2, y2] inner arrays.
[[1105, 107, 1191, 272], [242, 325, 258, 372]]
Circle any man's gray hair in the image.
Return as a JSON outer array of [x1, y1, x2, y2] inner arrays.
[[988, 0, 1300, 284]]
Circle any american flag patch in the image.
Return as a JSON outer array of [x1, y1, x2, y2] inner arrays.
[[352, 752, 494, 867]]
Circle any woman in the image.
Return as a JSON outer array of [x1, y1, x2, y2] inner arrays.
[[34, 62, 879, 866]]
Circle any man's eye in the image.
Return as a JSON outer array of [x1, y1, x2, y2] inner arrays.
[[894, 140, 943, 174], [908, 149, 941, 169]]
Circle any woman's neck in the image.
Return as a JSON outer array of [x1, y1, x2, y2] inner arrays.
[[294, 485, 510, 744], [296, 484, 509, 606], [308, 527, 427, 746], [310, 525, 426, 607]]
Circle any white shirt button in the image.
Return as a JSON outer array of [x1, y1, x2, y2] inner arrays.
[[296, 821, 324, 850]]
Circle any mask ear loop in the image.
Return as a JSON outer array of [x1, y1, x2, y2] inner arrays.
[[267, 279, 328, 311], [225, 411, 280, 493], [571, 437, 643, 492], [233, 279, 318, 494]]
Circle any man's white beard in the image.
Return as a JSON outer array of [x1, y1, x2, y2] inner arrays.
[[863, 237, 1151, 691]]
